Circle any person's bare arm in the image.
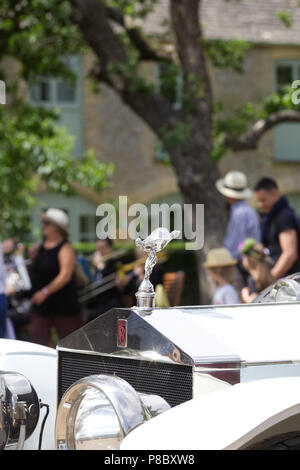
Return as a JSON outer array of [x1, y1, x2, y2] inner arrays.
[[271, 229, 298, 279], [241, 287, 257, 304], [31, 243, 76, 305]]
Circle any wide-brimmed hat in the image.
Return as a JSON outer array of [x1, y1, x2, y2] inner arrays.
[[203, 247, 238, 268], [216, 171, 252, 200], [40, 208, 69, 236]]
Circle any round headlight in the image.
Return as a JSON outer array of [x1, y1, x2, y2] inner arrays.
[[270, 279, 300, 303], [55, 374, 170, 450], [0, 371, 40, 450]]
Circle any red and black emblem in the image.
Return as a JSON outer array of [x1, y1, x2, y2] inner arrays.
[[117, 319, 127, 348]]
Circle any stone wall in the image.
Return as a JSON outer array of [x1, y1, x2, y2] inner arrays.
[[212, 45, 300, 198], [82, 53, 178, 205], [82, 45, 300, 206]]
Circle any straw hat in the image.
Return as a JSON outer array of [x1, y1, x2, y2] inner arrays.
[[216, 171, 252, 200], [40, 208, 69, 236], [203, 247, 237, 268]]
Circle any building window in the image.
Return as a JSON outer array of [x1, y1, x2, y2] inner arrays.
[[274, 60, 300, 162], [30, 79, 51, 102], [29, 56, 83, 157], [79, 214, 97, 242]]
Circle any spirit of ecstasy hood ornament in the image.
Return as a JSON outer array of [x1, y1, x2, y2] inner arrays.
[[135, 228, 180, 311]]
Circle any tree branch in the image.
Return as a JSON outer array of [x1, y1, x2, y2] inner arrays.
[[71, 0, 127, 73], [170, 0, 204, 76], [170, 0, 213, 148], [71, 0, 180, 134], [106, 6, 174, 63], [225, 109, 300, 151]]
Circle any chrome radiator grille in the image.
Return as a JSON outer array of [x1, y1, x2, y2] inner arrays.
[[58, 351, 193, 408]]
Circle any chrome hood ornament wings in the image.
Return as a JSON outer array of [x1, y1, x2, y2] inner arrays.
[[135, 228, 180, 312]]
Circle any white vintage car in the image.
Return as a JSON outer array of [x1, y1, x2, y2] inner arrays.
[[3, 275, 300, 450], [0, 339, 57, 450]]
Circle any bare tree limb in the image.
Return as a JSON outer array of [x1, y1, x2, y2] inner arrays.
[[225, 109, 300, 151]]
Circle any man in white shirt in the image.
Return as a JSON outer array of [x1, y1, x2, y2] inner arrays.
[[216, 171, 261, 287], [216, 171, 261, 258]]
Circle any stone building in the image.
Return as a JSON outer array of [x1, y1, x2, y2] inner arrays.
[[29, 0, 300, 241]]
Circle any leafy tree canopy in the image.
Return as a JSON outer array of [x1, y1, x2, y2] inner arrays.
[[0, 0, 113, 237], [1, 0, 299, 241]]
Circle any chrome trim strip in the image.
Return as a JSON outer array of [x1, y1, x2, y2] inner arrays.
[[58, 348, 300, 369], [241, 360, 300, 367], [195, 359, 300, 371], [193, 356, 241, 365], [57, 347, 192, 366]]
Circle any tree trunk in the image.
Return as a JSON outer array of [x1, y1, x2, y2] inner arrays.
[[169, 140, 227, 304], [72, 0, 227, 304]]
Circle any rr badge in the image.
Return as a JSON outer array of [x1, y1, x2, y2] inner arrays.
[[117, 319, 127, 348]]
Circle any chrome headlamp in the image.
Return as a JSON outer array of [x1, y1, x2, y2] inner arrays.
[[55, 374, 170, 450], [270, 279, 300, 303], [0, 372, 40, 450]]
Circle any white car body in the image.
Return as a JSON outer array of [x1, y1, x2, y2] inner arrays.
[[119, 301, 300, 450], [0, 339, 57, 450], [121, 377, 300, 450], [4, 279, 300, 450]]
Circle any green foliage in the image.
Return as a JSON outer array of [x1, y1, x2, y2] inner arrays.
[[211, 86, 300, 161], [1, 0, 299, 241], [107, 57, 155, 96], [0, 103, 114, 237], [158, 63, 181, 105], [210, 131, 227, 162], [276, 10, 293, 28], [160, 120, 192, 150], [0, 0, 84, 81], [0, 1, 114, 238], [263, 85, 300, 114], [72, 239, 188, 256], [106, 0, 159, 19], [204, 39, 252, 73], [215, 101, 261, 140]]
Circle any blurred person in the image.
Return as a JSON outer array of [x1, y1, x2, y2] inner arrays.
[[203, 247, 240, 305], [28, 208, 83, 346], [2, 238, 17, 255], [76, 252, 93, 283], [85, 238, 123, 322], [28, 243, 40, 263], [92, 238, 117, 279], [216, 171, 261, 287], [5, 242, 39, 341], [239, 238, 275, 303], [254, 177, 300, 279], [1, 238, 28, 339], [117, 247, 165, 306]]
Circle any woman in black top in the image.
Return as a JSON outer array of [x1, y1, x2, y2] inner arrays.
[[29, 208, 83, 346]]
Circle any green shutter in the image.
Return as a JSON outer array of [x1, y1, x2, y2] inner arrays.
[[29, 55, 83, 158], [274, 123, 300, 162], [274, 60, 300, 162]]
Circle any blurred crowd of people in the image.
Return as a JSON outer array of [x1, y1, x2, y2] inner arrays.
[[1, 170, 300, 345], [0, 207, 164, 346], [205, 172, 300, 305]]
